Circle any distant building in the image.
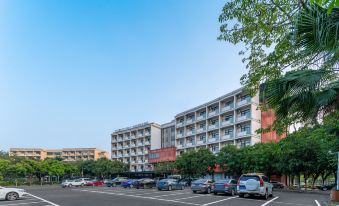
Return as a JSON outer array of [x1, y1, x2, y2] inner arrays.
[[9, 148, 109, 161], [161, 121, 176, 148]]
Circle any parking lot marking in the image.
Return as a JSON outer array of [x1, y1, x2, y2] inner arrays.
[[201, 196, 237, 206], [0, 202, 43, 206], [27, 193, 60, 206], [173, 195, 207, 200], [79, 189, 201, 206], [153, 191, 193, 197], [260, 196, 279, 206], [315, 200, 321, 206]]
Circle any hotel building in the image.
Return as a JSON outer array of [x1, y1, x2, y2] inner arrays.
[[174, 88, 261, 156], [111, 122, 161, 172], [9, 148, 109, 161]]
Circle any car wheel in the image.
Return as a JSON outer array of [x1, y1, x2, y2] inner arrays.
[[239, 193, 244, 198], [207, 188, 211, 194], [213, 192, 217, 195], [263, 191, 268, 200], [158, 188, 161, 191], [6, 192, 19, 201], [193, 191, 197, 193], [168, 185, 172, 191], [81, 183, 84, 187], [181, 186, 184, 190], [69, 184, 73, 187], [269, 190, 273, 197]]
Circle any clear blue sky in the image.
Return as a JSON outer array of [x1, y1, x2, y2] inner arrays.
[[0, 0, 246, 153]]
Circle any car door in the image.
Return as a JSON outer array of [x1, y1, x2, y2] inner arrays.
[[173, 180, 180, 189], [0, 187, 6, 200], [262, 176, 272, 194]]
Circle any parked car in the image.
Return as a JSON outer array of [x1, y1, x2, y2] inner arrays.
[[86, 179, 104, 186], [78, 178, 91, 184], [178, 178, 196, 187], [318, 183, 336, 191], [133, 178, 156, 189], [168, 175, 182, 180], [0, 186, 28, 201], [191, 179, 214, 194], [212, 179, 237, 196], [237, 173, 273, 200], [106, 177, 128, 187], [157, 179, 185, 191], [121, 179, 137, 188], [61, 179, 87, 188], [270, 181, 284, 189]]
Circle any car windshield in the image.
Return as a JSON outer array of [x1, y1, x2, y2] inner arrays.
[[215, 179, 230, 184], [240, 175, 260, 181]]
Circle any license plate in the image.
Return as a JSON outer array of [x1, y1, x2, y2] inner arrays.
[[239, 185, 246, 190]]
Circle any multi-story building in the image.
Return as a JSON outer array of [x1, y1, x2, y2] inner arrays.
[[9, 148, 109, 161], [174, 88, 261, 156], [111, 122, 161, 172]]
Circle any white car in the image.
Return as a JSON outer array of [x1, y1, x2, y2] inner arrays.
[[0, 186, 28, 201], [61, 179, 87, 188], [237, 173, 273, 199]]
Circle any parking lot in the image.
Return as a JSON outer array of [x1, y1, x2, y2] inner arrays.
[[0, 185, 330, 206]]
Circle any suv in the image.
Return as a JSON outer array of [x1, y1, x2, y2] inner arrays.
[[237, 174, 273, 199]]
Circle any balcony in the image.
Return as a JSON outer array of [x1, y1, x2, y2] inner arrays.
[[208, 137, 219, 143], [196, 114, 206, 121], [123, 145, 130, 149], [118, 137, 123, 141], [117, 154, 123, 158], [237, 130, 250, 137], [144, 150, 149, 154], [237, 114, 251, 122], [197, 140, 206, 145], [177, 133, 184, 138], [221, 105, 233, 112], [144, 141, 150, 145], [125, 136, 130, 140], [138, 142, 144, 146], [177, 144, 184, 149], [131, 152, 136, 156], [117, 146, 123, 149], [186, 118, 195, 124], [112, 154, 117, 158], [112, 138, 117, 142], [212, 150, 220, 154], [131, 135, 136, 139], [131, 160, 136, 164], [138, 160, 143, 164], [112, 146, 117, 150], [196, 127, 206, 133], [177, 122, 184, 127], [138, 133, 144, 138], [186, 130, 195, 136], [144, 159, 148, 163], [131, 143, 136, 147], [137, 151, 144, 155], [208, 124, 219, 130], [221, 119, 233, 126], [221, 134, 233, 140], [186, 142, 195, 147], [208, 110, 219, 117], [237, 98, 251, 107]]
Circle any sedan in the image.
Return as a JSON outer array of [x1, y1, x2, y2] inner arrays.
[[0, 186, 28, 201], [121, 179, 137, 188], [106, 177, 128, 187], [86, 180, 104, 186], [157, 179, 185, 191], [212, 179, 237, 195], [191, 179, 214, 194], [318, 183, 336, 191], [133, 178, 156, 189]]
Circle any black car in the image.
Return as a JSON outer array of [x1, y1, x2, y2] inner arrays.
[[105, 177, 128, 187], [212, 179, 237, 195], [133, 178, 156, 189], [318, 183, 336, 191], [270, 181, 284, 189]]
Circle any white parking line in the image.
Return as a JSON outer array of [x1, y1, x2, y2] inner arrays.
[[79, 189, 201, 206], [153, 191, 193, 197], [315, 200, 321, 206], [261, 197, 279, 206], [201, 196, 237, 206], [27, 193, 59, 206], [0, 202, 43, 206], [174, 195, 207, 200]]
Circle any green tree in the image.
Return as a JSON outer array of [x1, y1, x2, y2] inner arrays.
[[154, 161, 176, 176], [217, 145, 243, 177]]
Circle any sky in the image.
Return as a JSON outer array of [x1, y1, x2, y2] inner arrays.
[[0, 0, 247, 154]]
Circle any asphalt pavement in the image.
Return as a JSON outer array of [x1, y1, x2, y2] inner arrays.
[[0, 185, 331, 206]]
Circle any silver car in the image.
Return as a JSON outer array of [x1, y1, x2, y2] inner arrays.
[[237, 174, 273, 200], [191, 179, 214, 194]]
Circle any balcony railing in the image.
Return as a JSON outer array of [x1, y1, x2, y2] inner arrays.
[[221, 119, 233, 126], [212, 150, 220, 154], [177, 144, 184, 149], [118, 137, 123, 141], [186, 118, 195, 124], [177, 133, 184, 138], [137, 133, 144, 137], [177, 122, 184, 127], [196, 127, 206, 133], [186, 142, 195, 147], [117, 154, 123, 158], [208, 124, 219, 130], [197, 114, 206, 121], [208, 137, 219, 143], [130, 144, 136, 147], [131, 152, 136, 156], [145, 132, 150, 136], [208, 110, 219, 117], [131, 160, 136, 164], [237, 130, 250, 137], [138, 142, 144, 146], [237, 98, 251, 107], [186, 130, 195, 136], [117, 146, 123, 149], [131, 135, 136, 139], [237, 114, 251, 122], [221, 134, 233, 140], [144, 141, 150, 145], [221, 105, 233, 112], [197, 140, 206, 145], [137, 151, 143, 155], [144, 150, 149, 154], [144, 159, 148, 163], [138, 160, 143, 164]]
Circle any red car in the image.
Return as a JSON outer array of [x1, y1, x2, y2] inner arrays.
[[86, 180, 104, 186]]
